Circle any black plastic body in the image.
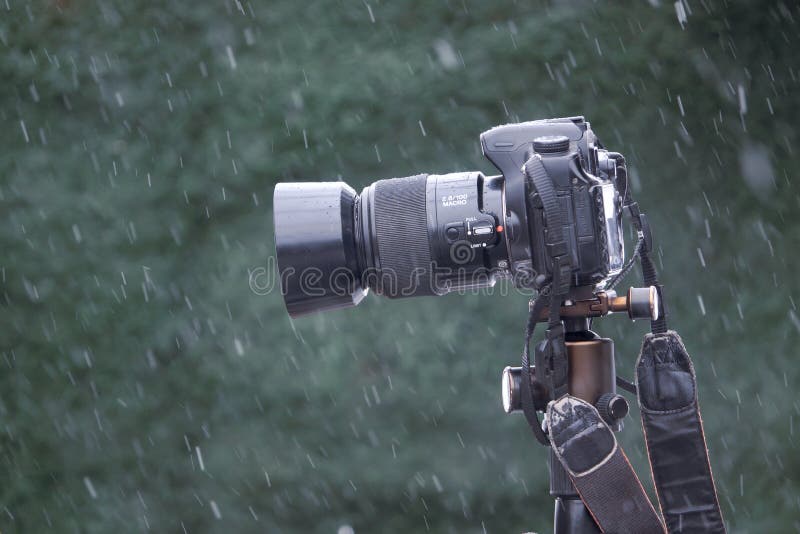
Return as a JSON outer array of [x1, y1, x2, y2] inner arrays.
[[481, 116, 624, 288]]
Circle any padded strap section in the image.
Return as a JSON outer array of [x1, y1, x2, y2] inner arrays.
[[637, 331, 726, 533], [548, 396, 666, 534]]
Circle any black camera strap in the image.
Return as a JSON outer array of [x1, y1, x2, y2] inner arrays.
[[520, 154, 572, 447], [635, 330, 726, 533], [520, 155, 726, 533], [520, 288, 551, 446], [547, 396, 666, 534], [615, 156, 726, 533], [611, 155, 667, 335], [524, 156, 571, 402]]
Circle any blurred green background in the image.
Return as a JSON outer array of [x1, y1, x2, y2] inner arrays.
[[2, 0, 798, 532]]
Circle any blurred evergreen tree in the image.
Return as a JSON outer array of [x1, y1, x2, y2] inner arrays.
[[1, 1, 797, 532]]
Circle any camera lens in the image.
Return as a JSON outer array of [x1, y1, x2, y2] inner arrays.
[[274, 172, 509, 317]]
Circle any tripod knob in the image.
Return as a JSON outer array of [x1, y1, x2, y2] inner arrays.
[[501, 366, 548, 413], [596, 393, 629, 425], [627, 286, 659, 320]]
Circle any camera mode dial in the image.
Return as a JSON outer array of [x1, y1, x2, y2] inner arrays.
[[533, 135, 570, 156]]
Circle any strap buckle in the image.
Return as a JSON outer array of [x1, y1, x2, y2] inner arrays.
[[550, 254, 572, 296], [535, 323, 569, 400]]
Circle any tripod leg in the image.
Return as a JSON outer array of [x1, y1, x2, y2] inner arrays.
[[550, 449, 601, 534], [554, 498, 601, 534]]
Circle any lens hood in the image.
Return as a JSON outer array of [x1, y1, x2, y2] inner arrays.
[[273, 182, 366, 317]]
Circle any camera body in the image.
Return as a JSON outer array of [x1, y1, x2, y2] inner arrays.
[[481, 116, 625, 289], [273, 116, 626, 317]]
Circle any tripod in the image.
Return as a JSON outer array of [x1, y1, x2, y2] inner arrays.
[[503, 286, 658, 534]]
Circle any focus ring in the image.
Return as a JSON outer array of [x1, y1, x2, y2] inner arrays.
[[371, 174, 435, 297]]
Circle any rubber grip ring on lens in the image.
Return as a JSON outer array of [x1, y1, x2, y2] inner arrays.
[[371, 174, 434, 297]]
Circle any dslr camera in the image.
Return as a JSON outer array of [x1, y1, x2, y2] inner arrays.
[[274, 116, 626, 316]]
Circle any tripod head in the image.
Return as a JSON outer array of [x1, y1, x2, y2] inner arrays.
[[501, 284, 657, 418]]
